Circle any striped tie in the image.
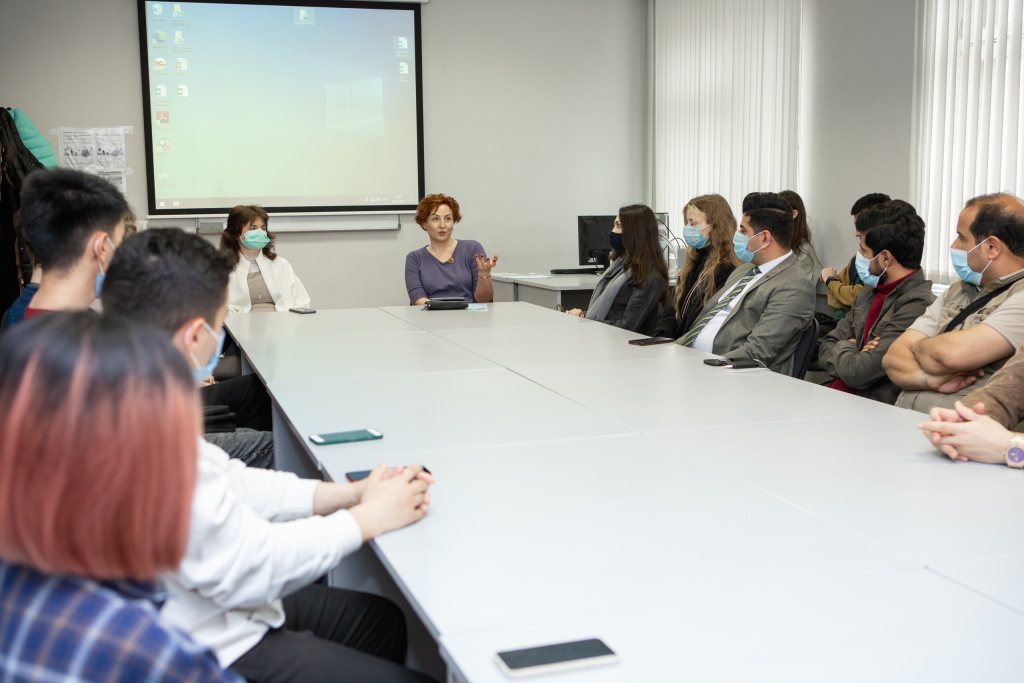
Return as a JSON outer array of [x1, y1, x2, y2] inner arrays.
[[679, 266, 761, 347]]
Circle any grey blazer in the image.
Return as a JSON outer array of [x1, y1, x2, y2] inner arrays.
[[679, 253, 816, 374]]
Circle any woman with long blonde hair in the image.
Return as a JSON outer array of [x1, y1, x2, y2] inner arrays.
[[654, 194, 740, 339]]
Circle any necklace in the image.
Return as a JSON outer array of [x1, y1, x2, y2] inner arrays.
[[429, 243, 456, 264]]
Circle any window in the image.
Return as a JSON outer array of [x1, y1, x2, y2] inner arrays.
[[912, 0, 1024, 281], [652, 0, 802, 228]]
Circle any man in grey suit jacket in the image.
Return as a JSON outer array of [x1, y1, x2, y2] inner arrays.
[[677, 192, 816, 375]]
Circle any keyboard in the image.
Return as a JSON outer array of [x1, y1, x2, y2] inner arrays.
[[550, 267, 604, 275]]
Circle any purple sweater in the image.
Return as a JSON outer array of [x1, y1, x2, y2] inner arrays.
[[405, 239, 485, 304]]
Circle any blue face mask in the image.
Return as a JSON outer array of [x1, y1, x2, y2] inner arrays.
[[241, 229, 271, 250], [732, 231, 765, 263], [683, 224, 709, 249], [608, 230, 625, 254], [949, 240, 991, 286], [855, 252, 887, 288], [188, 321, 226, 383], [94, 235, 115, 299]]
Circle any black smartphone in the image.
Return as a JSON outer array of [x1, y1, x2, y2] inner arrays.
[[727, 358, 762, 369], [495, 638, 618, 677], [308, 428, 382, 445], [289, 307, 316, 314], [628, 336, 675, 346], [345, 466, 431, 482], [703, 358, 730, 366]]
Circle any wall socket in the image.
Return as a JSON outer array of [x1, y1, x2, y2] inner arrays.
[[197, 220, 225, 235]]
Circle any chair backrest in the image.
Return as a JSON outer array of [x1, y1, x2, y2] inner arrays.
[[791, 317, 819, 379]]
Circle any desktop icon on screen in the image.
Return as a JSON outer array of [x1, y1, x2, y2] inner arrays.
[[154, 57, 167, 70], [177, 84, 188, 96], [398, 62, 408, 75], [173, 3, 183, 17], [157, 138, 171, 153], [155, 84, 167, 97], [156, 111, 170, 124], [176, 58, 187, 71], [152, 30, 166, 43], [174, 30, 184, 44], [398, 37, 408, 49], [152, 3, 163, 15]]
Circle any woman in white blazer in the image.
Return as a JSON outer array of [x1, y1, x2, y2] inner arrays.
[[220, 205, 310, 313]]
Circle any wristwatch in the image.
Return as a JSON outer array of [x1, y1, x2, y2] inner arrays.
[[825, 276, 840, 287], [1004, 435, 1024, 468]]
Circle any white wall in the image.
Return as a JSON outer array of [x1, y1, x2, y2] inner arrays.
[[2, 0, 922, 300], [798, 0, 918, 271], [1, 0, 647, 309]]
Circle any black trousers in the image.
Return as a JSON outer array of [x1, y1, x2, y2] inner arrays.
[[230, 584, 436, 683], [200, 373, 273, 432]]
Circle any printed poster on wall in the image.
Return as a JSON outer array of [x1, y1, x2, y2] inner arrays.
[[51, 126, 134, 196]]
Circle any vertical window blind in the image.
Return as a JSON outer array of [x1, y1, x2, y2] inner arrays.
[[652, 0, 802, 230], [912, 0, 1024, 282]]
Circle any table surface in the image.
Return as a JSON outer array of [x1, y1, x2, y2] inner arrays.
[[226, 303, 1024, 681], [441, 569, 1024, 682]]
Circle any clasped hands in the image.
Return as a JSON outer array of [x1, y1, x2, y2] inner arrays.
[[917, 400, 1011, 464], [343, 464, 435, 541]]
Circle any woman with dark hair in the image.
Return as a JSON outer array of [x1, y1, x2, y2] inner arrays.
[[221, 205, 310, 313], [565, 204, 669, 333], [0, 312, 236, 681], [779, 190, 822, 282], [653, 194, 739, 339], [405, 193, 498, 305]]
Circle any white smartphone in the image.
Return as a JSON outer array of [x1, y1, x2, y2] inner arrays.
[[494, 638, 618, 678]]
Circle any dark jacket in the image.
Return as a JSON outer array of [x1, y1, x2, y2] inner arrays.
[[653, 247, 734, 339], [600, 274, 667, 335], [818, 270, 935, 404]]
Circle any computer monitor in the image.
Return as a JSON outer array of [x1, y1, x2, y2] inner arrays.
[[577, 216, 615, 268], [578, 212, 673, 269]]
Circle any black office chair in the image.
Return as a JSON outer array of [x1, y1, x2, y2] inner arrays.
[[791, 318, 819, 380]]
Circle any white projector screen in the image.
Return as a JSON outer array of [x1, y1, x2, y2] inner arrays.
[[138, 0, 423, 216]]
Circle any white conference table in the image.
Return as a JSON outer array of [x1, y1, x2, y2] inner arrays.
[[225, 303, 1024, 682]]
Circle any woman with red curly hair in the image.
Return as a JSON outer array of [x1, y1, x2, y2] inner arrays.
[[0, 312, 236, 682], [405, 193, 498, 305]]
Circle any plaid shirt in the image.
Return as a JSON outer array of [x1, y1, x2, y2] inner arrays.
[[0, 561, 239, 683]]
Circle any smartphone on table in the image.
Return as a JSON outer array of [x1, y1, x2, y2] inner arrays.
[[703, 357, 761, 369], [494, 638, 618, 677], [628, 336, 675, 346], [289, 307, 316, 314], [308, 428, 382, 445], [346, 465, 431, 482]]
